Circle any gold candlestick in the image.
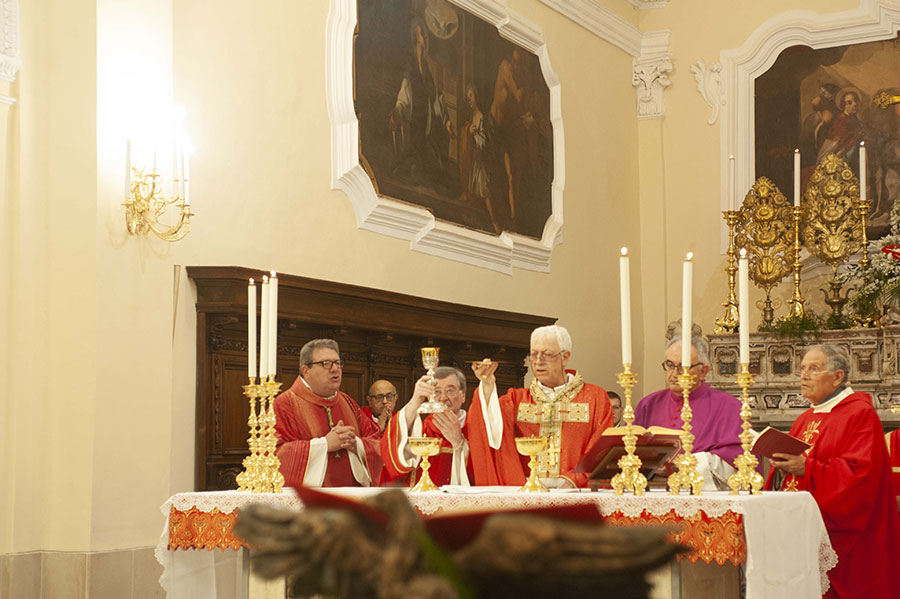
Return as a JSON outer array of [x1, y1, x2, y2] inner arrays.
[[715, 210, 741, 333], [667, 372, 703, 495], [787, 205, 806, 318], [856, 198, 871, 269], [727, 364, 764, 494], [260, 376, 284, 493], [611, 364, 646, 495], [236, 378, 264, 492], [409, 437, 442, 492], [515, 436, 550, 492]]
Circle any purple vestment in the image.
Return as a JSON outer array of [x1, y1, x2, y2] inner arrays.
[[634, 382, 743, 466]]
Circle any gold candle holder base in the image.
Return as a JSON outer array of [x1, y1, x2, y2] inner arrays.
[[668, 372, 704, 495], [409, 437, 442, 492], [611, 364, 647, 496], [235, 376, 285, 494], [515, 436, 549, 492], [728, 364, 764, 495]]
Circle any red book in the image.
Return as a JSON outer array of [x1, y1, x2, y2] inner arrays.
[[750, 426, 811, 460], [575, 426, 682, 487]]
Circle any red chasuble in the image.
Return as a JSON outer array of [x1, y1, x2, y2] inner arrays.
[[273, 377, 382, 488], [888, 428, 900, 497], [765, 391, 900, 598], [467, 372, 613, 488], [381, 411, 471, 486]]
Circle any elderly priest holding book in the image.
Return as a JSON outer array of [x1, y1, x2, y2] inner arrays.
[[767, 344, 900, 599], [468, 325, 614, 488], [634, 335, 744, 491]]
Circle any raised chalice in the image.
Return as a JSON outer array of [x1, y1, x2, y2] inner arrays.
[[409, 436, 442, 492], [515, 435, 549, 493], [417, 347, 446, 415]]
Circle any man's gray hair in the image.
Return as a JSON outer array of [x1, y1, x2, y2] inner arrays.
[[433, 366, 466, 395], [805, 344, 851, 385], [667, 336, 710, 365], [299, 339, 340, 367], [531, 325, 573, 352]]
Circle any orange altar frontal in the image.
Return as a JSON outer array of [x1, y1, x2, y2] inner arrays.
[[157, 488, 836, 599]]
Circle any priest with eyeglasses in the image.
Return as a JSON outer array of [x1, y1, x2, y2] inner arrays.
[[468, 325, 614, 488], [633, 335, 744, 490], [273, 338, 383, 488]]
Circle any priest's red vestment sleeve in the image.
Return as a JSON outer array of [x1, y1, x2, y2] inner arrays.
[[765, 391, 900, 598], [274, 377, 382, 488]]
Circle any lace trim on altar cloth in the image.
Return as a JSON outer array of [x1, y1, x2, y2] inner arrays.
[[819, 539, 837, 595]]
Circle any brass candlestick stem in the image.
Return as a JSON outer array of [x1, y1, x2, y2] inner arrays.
[[261, 377, 284, 493], [788, 206, 806, 318], [611, 364, 646, 495], [236, 378, 263, 492], [727, 364, 763, 495], [856, 198, 871, 269], [667, 372, 703, 495], [715, 211, 741, 333], [235, 376, 284, 493]]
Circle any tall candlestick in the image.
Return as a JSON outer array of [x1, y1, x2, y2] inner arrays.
[[859, 142, 867, 203], [179, 145, 186, 199], [619, 248, 632, 365], [682, 253, 694, 367], [793, 149, 801, 207], [269, 271, 278, 377], [124, 138, 132, 198], [184, 147, 191, 206], [260, 276, 269, 380], [248, 279, 257, 379], [738, 250, 749, 364], [729, 155, 736, 210]]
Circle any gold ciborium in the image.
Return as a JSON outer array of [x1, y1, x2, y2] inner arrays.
[[417, 347, 447, 415], [409, 437, 442, 492], [515, 436, 549, 493]]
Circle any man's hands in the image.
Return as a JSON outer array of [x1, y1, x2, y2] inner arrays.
[[432, 410, 464, 449], [471, 359, 499, 398], [376, 407, 393, 432], [325, 420, 356, 452], [403, 375, 437, 430], [771, 452, 806, 477]]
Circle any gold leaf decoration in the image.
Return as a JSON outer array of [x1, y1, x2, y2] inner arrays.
[[801, 153, 861, 276]]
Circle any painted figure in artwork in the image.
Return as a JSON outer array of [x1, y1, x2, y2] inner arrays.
[[460, 83, 498, 233]]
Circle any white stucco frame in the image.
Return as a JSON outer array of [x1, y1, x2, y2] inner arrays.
[[326, 0, 564, 274], [0, 0, 20, 85]]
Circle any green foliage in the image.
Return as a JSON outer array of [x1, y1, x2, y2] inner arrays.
[[758, 311, 825, 340]]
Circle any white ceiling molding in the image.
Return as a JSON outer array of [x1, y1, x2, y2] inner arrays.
[[326, 0, 565, 274], [632, 30, 672, 119], [627, 0, 669, 9], [690, 59, 725, 125], [538, 0, 643, 56], [0, 0, 20, 83]]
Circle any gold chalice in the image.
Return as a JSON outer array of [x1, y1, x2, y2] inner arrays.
[[409, 437, 442, 492], [515, 436, 549, 492], [417, 347, 446, 415]]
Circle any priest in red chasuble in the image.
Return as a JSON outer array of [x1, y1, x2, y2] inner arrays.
[[274, 339, 383, 488], [381, 367, 473, 486], [767, 344, 900, 599], [468, 325, 614, 488], [361, 379, 398, 433]]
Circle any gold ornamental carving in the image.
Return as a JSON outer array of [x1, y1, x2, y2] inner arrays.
[[734, 177, 795, 328]]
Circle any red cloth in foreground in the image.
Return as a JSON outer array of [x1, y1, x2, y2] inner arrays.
[[274, 377, 382, 488], [467, 373, 613, 488], [766, 391, 900, 599], [381, 411, 471, 486], [888, 428, 900, 497]]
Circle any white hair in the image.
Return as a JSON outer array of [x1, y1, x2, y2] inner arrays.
[[531, 325, 572, 352]]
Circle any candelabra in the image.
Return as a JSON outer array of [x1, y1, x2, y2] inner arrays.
[[727, 364, 763, 494], [715, 211, 741, 334], [123, 168, 193, 242], [667, 371, 703, 495], [235, 375, 284, 493], [611, 364, 646, 495], [856, 198, 872, 270], [787, 205, 806, 318]]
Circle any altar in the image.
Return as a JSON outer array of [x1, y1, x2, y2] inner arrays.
[[156, 488, 836, 599]]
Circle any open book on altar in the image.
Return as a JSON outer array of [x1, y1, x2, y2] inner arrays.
[[749, 426, 810, 460], [575, 425, 683, 489]]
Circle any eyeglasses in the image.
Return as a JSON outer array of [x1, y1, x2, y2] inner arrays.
[[797, 365, 828, 378], [528, 350, 565, 363], [433, 386, 460, 398], [308, 359, 344, 370], [368, 392, 397, 402], [661, 360, 703, 373]]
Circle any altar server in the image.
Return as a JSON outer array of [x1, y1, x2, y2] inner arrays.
[[274, 339, 383, 488], [381, 366, 472, 486], [468, 325, 613, 488], [767, 344, 900, 599]]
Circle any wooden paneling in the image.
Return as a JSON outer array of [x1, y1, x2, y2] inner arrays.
[[188, 266, 555, 491]]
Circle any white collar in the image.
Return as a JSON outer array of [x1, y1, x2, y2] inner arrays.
[[812, 386, 854, 414], [537, 373, 574, 400], [299, 376, 338, 400]]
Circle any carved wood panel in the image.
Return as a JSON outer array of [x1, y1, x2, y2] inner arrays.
[[188, 266, 554, 491]]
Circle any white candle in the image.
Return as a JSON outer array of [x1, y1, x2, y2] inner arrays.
[[619, 248, 632, 365], [248, 279, 256, 380], [269, 271, 278, 377], [729, 155, 736, 211], [860, 142, 867, 203], [793, 149, 801, 207], [739, 250, 749, 365], [124, 138, 132, 198], [260, 276, 269, 380], [184, 147, 191, 206], [179, 145, 186, 200], [681, 253, 693, 367]]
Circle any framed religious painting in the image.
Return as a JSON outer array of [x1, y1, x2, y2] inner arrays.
[[327, 0, 564, 273], [755, 33, 900, 240]]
